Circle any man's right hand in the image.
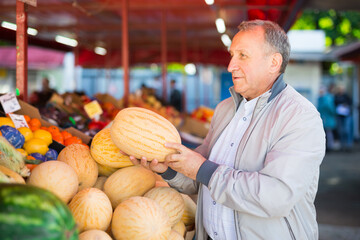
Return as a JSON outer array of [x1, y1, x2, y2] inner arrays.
[[129, 156, 169, 174]]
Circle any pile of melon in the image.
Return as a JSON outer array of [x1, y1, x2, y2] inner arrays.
[[0, 107, 196, 240]]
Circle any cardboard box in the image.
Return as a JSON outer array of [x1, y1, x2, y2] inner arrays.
[[180, 116, 210, 138], [95, 93, 123, 109]]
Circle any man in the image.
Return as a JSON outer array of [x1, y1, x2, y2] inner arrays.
[[169, 79, 182, 112], [130, 20, 325, 240]]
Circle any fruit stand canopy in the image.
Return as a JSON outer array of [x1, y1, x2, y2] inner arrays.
[[0, 0, 359, 68]]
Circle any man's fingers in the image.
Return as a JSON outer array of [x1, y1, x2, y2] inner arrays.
[[164, 142, 187, 153], [166, 153, 182, 162], [129, 156, 140, 165]]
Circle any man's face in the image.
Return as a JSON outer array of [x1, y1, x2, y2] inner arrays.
[[227, 26, 275, 100]]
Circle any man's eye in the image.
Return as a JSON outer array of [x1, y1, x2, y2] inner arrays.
[[240, 53, 246, 58]]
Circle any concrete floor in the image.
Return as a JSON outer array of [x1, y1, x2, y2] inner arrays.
[[316, 143, 360, 240]]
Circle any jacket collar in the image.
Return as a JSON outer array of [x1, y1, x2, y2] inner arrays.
[[229, 73, 287, 109]]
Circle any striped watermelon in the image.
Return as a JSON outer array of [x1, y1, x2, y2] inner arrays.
[[0, 183, 79, 240]]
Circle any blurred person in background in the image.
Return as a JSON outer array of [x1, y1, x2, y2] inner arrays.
[[169, 79, 182, 112], [29, 77, 57, 108], [131, 20, 325, 240], [317, 85, 337, 152], [334, 84, 353, 151]]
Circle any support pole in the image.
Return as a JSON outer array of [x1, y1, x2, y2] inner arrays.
[[122, 0, 129, 107], [16, 1, 28, 102], [181, 25, 187, 113], [161, 11, 167, 103]]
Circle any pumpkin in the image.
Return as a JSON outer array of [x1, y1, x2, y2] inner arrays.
[[0, 183, 78, 240], [58, 144, 98, 191], [27, 161, 79, 203], [0, 125, 25, 149], [111, 196, 171, 240], [172, 221, 186, 237], [79, 230, 112, 240], [110, 107, 181, 162], [91, 128, 133, 168], [68, 188, 112, 232], [180, 194, 197, 226], [168, 230, 185, 240], [144, 187, 185, 227], [104, 165, 156, 208], [0, 165, 25, 184]]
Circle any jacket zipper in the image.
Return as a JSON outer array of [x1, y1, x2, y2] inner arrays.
[[284, 217, 296, 240]]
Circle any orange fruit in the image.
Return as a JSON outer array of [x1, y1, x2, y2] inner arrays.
[[52, 132, 64, 145], [61, 131, 73, 140], [18, 127, 34, 142], [64, 136, 82, 146], [29, 118, 41, 128], [23, 115, 31, 123], [40, 126, 48, 131], [48, 126, 61, 134], [30, 125, 40, 132], [33, 129, 53, 146]]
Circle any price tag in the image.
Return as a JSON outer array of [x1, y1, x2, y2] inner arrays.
[[8, 113, 29, 128], [84, 100, 103, 119], [0, 93, 21, 114]]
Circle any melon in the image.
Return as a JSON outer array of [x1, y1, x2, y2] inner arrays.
[[180, 194, 197, 226], [79, 229, 112, 240], [93, 176, 107, 191], [144, 187, 185, 227], [168, 230, 184, 240], [0, 165, 25, 184], [91, 128, 133, 168], [111, 196, 171, 240], [104, 165, 156, 208], [27, 161, 79, 203], [97, 162, 119, 177], [68, 188, 112, 232], [110, 107, 181, 162], [0, 183, 78, 239], [172, 221, 186, 237], [58, 144, 98, 191]]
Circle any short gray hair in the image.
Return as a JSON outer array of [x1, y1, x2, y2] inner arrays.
[[237, 20, 290, 74]]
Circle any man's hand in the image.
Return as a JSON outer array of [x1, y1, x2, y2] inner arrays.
[[129, 156, 169, 174], [164, 142, 206, 180]]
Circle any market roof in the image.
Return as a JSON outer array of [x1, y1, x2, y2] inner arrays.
[[0, 0, 358, 68]]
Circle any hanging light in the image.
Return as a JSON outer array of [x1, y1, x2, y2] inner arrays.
[[55, 35, 78, 47], [204, 0, 214, 5], [1, 21, 38, 36], [221, 34, 232, 48], [215, 18, 226, 34], [94, 46, 107, 55], [185, 63, 196, 75]]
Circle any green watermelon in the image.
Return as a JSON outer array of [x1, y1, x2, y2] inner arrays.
[[0, 183, 79, 240]]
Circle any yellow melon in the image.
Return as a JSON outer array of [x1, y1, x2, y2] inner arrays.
[[58, 144, 98, 191], [79, 229, 112, 240], [180, 194, 197, 226], [69, 188, 112, 232], [27, 161, 78, 203], [110, 107, 181, 162], [172, 221, 186, 237], [97, 162, 118, 177], [168, 230, 184, 240], [104, 165, 156, 208], [0, 165, 25, 184], [144, 187, 185, 227], [111, 196, 171, 240], [91, 128, 133, 168], [93, 176, 107, 191]]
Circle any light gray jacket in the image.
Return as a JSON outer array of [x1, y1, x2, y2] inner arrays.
[[162, 75, 326, 240]]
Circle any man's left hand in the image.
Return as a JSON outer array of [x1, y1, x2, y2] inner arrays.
[[165, 142, 206, 180]]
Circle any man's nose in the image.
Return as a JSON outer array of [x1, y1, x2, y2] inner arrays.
[[227, 57, 237, 73]]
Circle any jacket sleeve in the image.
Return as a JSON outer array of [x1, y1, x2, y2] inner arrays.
[[205, 105, 326, 218]]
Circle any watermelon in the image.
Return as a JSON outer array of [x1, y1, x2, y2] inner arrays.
[[0, 183, 79, 240]]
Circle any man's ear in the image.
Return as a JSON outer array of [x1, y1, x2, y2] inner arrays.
[[269, 52, 283, 74]]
